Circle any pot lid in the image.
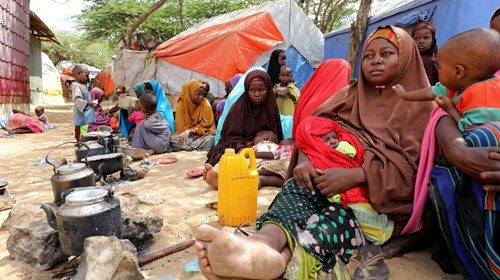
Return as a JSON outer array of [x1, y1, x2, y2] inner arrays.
[[85, 153, 123, 161], [65, 187, 107, 205], [84, 131, 111, 138], [57, 163, 87, 174]]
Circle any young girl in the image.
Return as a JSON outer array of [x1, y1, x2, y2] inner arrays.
[[411, 22, 439, 85]]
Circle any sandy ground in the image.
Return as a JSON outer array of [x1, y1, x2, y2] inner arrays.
[[0, 105, 462, 280]]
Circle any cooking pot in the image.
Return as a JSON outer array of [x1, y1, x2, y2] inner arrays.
[[75, 141, 105, 162], [82, 153, 124, 180], [81, 131, 115, 154], [41, 187, 123, 256], [46, 142, 100, 205]]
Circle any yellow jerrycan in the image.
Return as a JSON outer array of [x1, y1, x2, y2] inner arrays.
[[218, 148, 259, 226]]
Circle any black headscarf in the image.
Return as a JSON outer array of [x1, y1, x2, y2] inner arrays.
[[206, 70, 283, 166], [267, 49, 284, 86]]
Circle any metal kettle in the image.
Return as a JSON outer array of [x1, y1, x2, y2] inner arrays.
[[46, 142, 98, 205], [41, 187, 123, 256]]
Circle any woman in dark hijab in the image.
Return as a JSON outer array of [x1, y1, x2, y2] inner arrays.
[[267, 49, 286, 86], [411, 22, 439, 85], [206, 69, 283, 166]]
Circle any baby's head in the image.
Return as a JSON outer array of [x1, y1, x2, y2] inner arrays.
[[138, 93, 157, 116], [321, 130, 339, 149], [34, 106, 44, 117], [254, 131, 278, 145], [437, 28, 500, 90], [279, 65, 292, 85]]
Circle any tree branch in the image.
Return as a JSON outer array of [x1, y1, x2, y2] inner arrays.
[[123, 0, 168, 49]]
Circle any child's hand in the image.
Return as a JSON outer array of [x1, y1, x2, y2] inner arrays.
[[392, 84, 407, 98], [434, 96, 453, 110]]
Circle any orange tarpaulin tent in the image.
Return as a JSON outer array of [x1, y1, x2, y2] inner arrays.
[[95, 69, 115, 96], [153, 12, 284, 82]]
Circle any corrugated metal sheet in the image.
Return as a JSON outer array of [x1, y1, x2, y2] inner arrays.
[[0, 0, 30, 104]]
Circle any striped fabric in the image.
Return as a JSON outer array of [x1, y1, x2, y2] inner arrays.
[[428, 122, 500, 280]]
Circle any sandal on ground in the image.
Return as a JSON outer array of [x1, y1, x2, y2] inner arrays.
[[351, 244, 390, 280]]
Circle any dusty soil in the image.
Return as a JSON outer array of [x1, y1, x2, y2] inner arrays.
[[0, 105, 461, 279]]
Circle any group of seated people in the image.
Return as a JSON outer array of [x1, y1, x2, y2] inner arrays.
[[61, 14, 500, 280], [191, 21, 500, 280]]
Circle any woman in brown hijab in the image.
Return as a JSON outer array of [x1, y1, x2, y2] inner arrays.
[[171, 79, 215, 151], [192, 26, 434, 279], [205, 70, 283, 166]]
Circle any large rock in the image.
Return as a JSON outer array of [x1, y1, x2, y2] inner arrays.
[[6, 219, 67, 270], [117, 195, 163, 250], [0, 192, 16, 212], [73, 236, 144, 280], [1, 202, 46, 231]]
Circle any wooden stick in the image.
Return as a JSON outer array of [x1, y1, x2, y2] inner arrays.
[[139, 239, 195, 266]]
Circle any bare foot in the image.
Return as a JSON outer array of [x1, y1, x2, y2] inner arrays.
[[195, 224, 286, 279], [204, 163, 219, 189]]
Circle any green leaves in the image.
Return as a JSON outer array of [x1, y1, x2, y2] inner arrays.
[[41, 29, 115, 69]]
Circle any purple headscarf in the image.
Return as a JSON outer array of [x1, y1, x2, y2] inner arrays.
[[90, 87, 104, 101], [229, 73, 243, 87]]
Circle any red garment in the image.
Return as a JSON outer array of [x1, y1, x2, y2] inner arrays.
[[292, 59, 351, 136], [295, 115, 368, 206], [128, 111, 144, 126]]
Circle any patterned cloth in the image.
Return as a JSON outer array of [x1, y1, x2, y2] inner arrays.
[[257, 180, 362, 272], [428, 122, 500, 280]]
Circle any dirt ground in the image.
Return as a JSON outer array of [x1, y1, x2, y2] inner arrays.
[[0, 105, 462, 279]]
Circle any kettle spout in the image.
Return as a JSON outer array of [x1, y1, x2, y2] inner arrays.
[[40, 203, 57, 230]]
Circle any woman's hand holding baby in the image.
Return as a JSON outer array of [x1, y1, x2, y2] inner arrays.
[[313, 167, 366, 197]]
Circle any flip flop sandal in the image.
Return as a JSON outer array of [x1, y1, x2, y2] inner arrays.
[[186, 168, 204, 177], [351, 245, 390, 280], [156, 157, 177, 164]]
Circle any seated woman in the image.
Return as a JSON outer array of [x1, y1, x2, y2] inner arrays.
[[193, 26, 437, 279], [170, 80, 215, 151], [214, 73, 243, 123], [204, 70, 283, 187], [131, 93, 170, 154], [88, 86, 110, 132], [4, 110, 45, 134], [120, 80, 175, 141]]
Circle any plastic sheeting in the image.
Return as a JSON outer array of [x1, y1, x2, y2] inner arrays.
[[114, 50, 156, 95], [324, 0, 499, 75], [41, 52, 62, 96], [155, 12, 285, 82], [95, 69, 115, 96]]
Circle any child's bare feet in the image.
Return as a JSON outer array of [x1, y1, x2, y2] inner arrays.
[[194, 224, 286, 279]]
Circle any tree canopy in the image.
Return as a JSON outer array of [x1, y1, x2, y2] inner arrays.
[[76, 0, 358, 44], [76, 0, 266, 44], [41, 30, 115, 69]]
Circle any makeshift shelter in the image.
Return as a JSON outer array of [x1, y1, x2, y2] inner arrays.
[[114, 0, 324, 103], [324, 0, 498, 74], [29, 12, 63, 106]]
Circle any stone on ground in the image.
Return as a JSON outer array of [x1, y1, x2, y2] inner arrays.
[[6, 219, 67, 271], [0, 192, 16, 212], [1, 202, 46, 231], [73, 236, 144, 280], [117, 195, 163, 250]]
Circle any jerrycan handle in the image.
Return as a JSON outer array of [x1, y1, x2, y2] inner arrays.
[[239, 148, 256, 170]]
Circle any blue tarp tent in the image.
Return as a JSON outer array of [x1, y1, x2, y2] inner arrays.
[[324, 0, 498, 74]]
